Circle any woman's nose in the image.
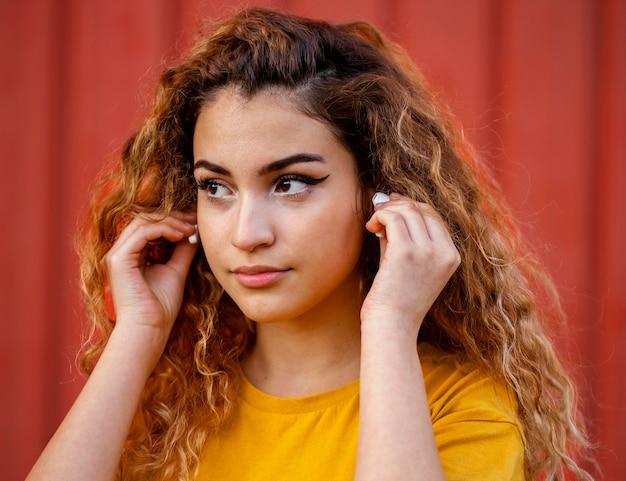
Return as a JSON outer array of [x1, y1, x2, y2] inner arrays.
[[230, 196, 275, 251]]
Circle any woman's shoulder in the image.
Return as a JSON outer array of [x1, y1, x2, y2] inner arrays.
[[417, 342, 520, 425], [418, 343, 526, 480]]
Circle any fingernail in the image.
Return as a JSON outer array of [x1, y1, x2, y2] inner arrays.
[[372, 192, 390, 207], [188, 224, 199, 244]]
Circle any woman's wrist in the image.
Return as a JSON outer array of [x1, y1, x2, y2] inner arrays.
[[105, 321, 170, 376], [360, 313, 423, 348]]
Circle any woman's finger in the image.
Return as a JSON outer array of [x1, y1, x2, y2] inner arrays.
[[101, 213, 197, 324], [106, 215, 196, 267]]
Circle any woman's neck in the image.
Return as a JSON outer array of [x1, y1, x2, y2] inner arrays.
[[242, 306, 362, 398]]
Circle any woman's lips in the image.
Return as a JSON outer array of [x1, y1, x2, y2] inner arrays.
[[232, 266, 290, 288]]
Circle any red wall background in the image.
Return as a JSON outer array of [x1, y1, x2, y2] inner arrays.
[[1, 0, 624, 479]]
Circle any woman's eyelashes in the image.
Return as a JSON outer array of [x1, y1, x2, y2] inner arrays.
[[195, 173, 330, 200], [273, 174, 329, 196], [195, 178, 233, 199]]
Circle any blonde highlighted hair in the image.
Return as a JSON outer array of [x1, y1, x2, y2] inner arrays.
[[78, 7, 593, 480]]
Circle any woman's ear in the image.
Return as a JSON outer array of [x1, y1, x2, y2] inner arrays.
[[363, 187, 377, 201], [361, 187, 377, 217]]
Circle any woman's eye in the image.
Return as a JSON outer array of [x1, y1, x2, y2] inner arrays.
[[196, 179, 232, 199], [275, 176, 308, 194], [274, 174, 329, 195]]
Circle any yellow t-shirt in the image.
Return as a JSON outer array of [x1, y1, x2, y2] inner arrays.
[[196, 344, 524, 480]]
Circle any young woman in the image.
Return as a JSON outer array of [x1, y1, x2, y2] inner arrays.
[[27, 8, 593, 481]]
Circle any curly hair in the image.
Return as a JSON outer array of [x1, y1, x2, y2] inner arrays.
[[78, 7, 593, 480]]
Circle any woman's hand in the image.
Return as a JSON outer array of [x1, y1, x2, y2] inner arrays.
[[362, 193, 460, 338], [356, 194, 457, 481], [101, 212, 198, 346], [26, 212, 198, 481]]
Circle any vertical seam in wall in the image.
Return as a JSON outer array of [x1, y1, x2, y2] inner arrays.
[[577, 1, 607, 464], [44, 0, 71, 438], [486, 0, 506, 181]]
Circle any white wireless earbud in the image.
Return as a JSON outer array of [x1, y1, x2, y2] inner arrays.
[[372, 192, 390, 207], [188, 224, 199, 244], [371, 192, 390, 237]]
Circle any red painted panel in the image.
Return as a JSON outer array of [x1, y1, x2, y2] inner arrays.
[[590, 1, 626, 478], [0, 2, 66, 480], [2, 0, 623, 479]]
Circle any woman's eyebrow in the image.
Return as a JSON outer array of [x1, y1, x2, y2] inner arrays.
[[194, 154, 324, 176], [194, 160, 230, 175], [258, 153, 324, 176]]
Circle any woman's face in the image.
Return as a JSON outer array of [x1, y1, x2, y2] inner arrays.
[[193, 88, 366, 325]]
